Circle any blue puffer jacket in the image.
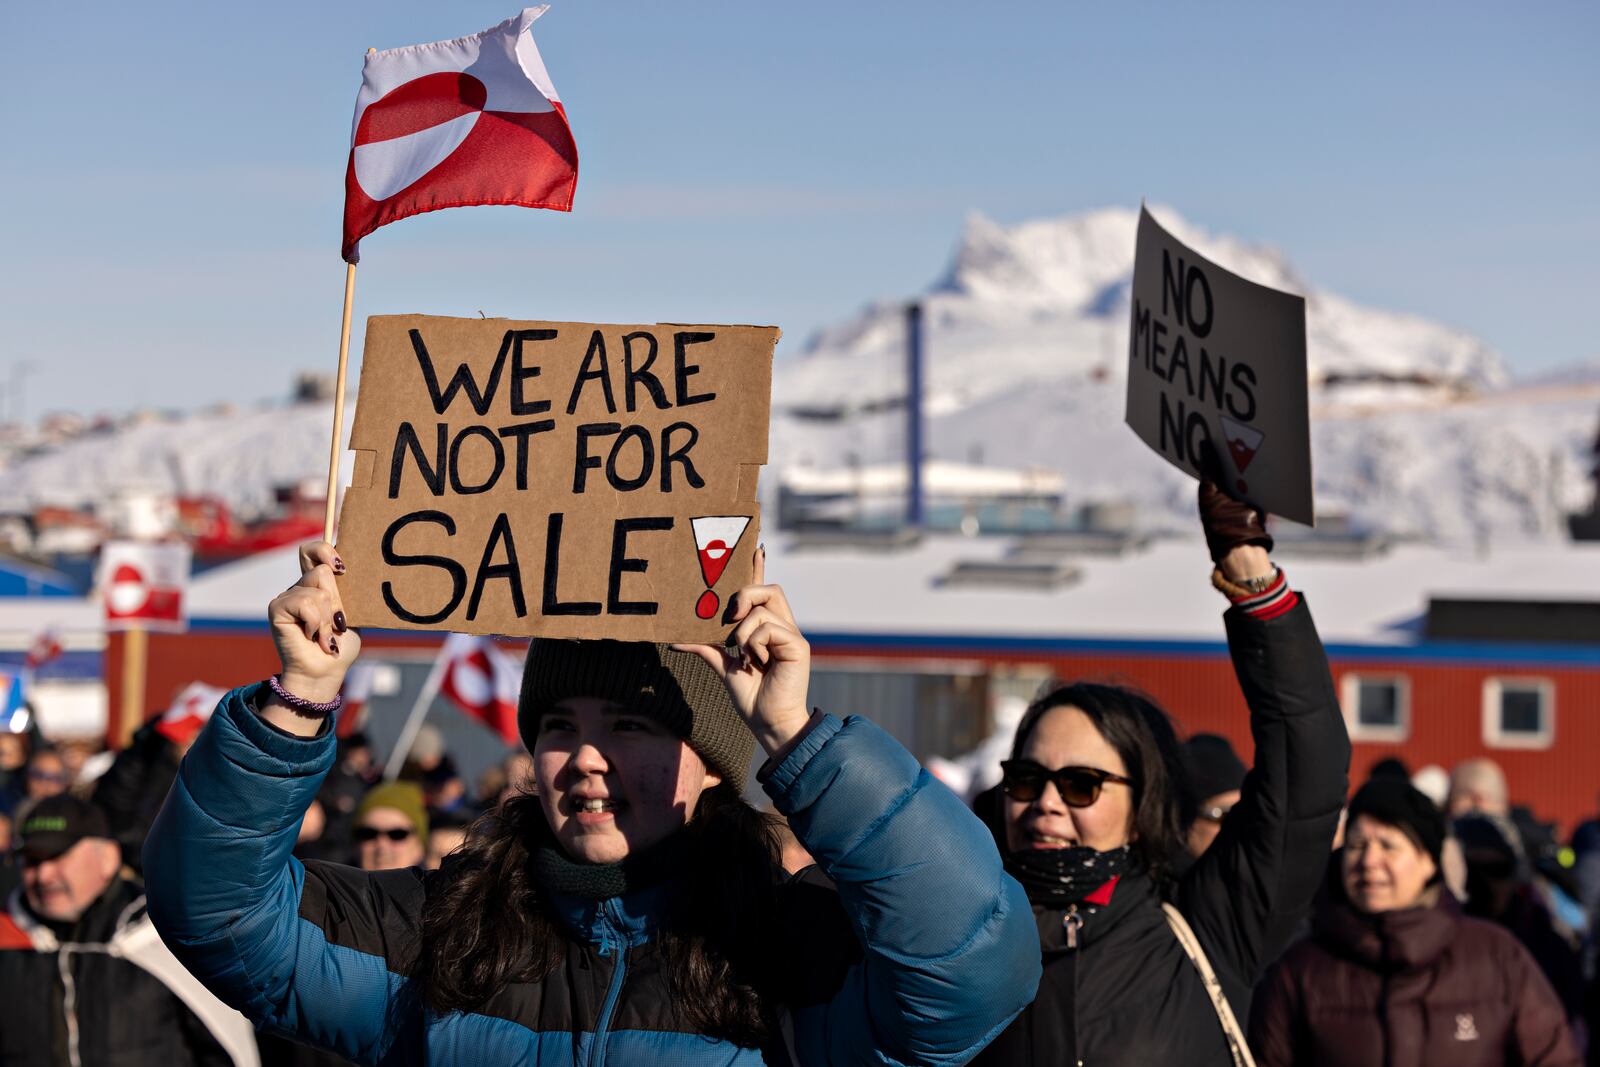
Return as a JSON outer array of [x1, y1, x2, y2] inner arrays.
[[143, 685, 1039, 1066]]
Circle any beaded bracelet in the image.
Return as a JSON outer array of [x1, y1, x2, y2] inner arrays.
[[266, 674, 343, 718], [1210, 564, 1280, 600]]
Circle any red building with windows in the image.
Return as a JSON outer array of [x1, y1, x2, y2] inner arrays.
[[93, 534, 1600, 833]]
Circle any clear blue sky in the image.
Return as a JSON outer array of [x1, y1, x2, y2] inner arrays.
[[2, 2, 1595, 417]]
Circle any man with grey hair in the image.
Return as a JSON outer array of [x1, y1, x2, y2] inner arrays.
[[0, 795, 258, 1067]]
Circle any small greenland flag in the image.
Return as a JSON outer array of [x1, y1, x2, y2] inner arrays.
[[342, 6, 578, 263]]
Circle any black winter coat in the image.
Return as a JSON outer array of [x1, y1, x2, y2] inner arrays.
[[92, 721, 183, 874], [0, 878, 231, 1067], [972, 598, 1350, 1067]]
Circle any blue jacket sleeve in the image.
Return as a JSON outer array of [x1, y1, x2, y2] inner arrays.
[[767, 715, 1040, 1066], [142, 685, 418, 1067]]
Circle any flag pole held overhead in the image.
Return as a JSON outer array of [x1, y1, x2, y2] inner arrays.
[[322, 261, 357, 544]]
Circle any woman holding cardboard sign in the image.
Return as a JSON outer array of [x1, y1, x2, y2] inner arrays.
[[143, 544, 1041, 1065], [969, 477, 1351, 1067]]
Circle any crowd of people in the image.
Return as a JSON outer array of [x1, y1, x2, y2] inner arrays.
[[1, 481, 1597, 1065]]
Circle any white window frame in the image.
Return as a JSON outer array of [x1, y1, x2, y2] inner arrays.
[[1481, 676, 1555, 749], [1340, 673, 1411, 742]]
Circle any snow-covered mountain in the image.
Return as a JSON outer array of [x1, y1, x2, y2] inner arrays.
[[781, 206, 1505, 417], [774, 206, 1595, 545]]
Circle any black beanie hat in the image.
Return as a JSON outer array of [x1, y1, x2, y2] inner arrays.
[[518, 640, 753, 792], [1181, 734, 1247, 806], [1346, 777, 1445, 869]]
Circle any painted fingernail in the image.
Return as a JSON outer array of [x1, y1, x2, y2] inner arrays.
[[329, 637, 340, 655], [334, 611, 347, 633], [333, 558, 346, 574]]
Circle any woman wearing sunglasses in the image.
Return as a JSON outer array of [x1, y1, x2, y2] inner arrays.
[[142, 544, 1041, 1066], [972, 479, 1351, 1067]]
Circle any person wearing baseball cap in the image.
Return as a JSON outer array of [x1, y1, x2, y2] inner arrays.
[[15, 794, 120, 923], [0, 794, 257, 1065], [141, 540, 1041, 1065]]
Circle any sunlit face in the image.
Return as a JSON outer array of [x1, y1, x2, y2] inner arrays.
[[532, 697, 719, 865], [354, 806, 426, 872], [24, 837, 121, 923], [1342, 814, 1437, 914], [1005, 705, 1134, 855]]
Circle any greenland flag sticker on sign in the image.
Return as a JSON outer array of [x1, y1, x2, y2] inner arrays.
[[341, 6, 578, 262], [690, 516, 752, 620]]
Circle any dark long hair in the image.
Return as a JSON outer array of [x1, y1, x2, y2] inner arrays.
[[1009, 681, 1190, 886], [415, 783, 786, 1046]]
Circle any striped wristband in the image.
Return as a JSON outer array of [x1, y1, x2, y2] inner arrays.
[[1211, 565, 1299, 619]]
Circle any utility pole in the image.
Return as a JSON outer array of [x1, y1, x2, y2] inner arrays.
[[905, 302, 924, 529]]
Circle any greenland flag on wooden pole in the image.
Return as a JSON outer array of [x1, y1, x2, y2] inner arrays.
[[437, 634, 523, 746], [341, 6, 578, 264]]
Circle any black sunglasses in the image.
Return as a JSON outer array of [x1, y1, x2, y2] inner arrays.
[[1000, 759, 1134, 808], [354, 826, 415, 843]]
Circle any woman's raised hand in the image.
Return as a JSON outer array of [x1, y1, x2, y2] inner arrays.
[[266, 541, 362, 711], [675, 547, 813, 757]]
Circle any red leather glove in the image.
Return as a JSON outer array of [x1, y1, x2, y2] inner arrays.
[[1197, 443, 1273, 564]]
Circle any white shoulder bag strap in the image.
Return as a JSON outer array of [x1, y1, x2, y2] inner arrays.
[[1161, 903, 1257, 1067]]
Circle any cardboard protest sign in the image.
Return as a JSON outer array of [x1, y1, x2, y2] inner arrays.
[[335, 315, 776, 642], [1125, 206, 1314, 525]]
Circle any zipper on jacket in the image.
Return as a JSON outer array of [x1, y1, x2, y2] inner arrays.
[[58, 948, 82, 1067], [586, 899, 631, 1067], [1063, 906, 1084, 1065], [1063, 905, 1083, 949]]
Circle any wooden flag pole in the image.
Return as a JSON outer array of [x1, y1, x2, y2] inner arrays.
[[118, 626, 148, 748], [322, 261, 358, 544]]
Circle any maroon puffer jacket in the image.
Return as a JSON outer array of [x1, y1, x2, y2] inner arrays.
[[1249, 879, 1578, 1067]]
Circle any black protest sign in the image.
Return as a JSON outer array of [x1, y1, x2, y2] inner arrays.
[[1125, 207, 1314, 525], [336, 315, 776, 641]]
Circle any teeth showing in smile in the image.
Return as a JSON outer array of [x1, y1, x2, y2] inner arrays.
[[577, 798, 614, 814], [1033, 835, 1072, 846]]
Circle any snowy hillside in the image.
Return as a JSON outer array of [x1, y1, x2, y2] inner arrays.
[[2, 206, 1595, 547], [0, 402, 340, 519], [774, 206, 1595, 545]]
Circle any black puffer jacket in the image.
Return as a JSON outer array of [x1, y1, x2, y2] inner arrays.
[[972, 598, 1350, 1067], [0, 877, 232, 1067], [91, 720, 184, 874]]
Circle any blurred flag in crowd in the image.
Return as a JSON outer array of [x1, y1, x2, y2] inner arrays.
[[338, 662, 377, 738], [155, 682, 228, 746], [438, 634, 521, 745], [341, 5, 578, 262], [100, 541, 191, 633], [24, 627, 64, 671], [0, 671, 28, 734]]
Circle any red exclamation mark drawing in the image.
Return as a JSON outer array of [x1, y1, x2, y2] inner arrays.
[[1219, 415, 1266, 496], [690, 516, 752, 620]]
